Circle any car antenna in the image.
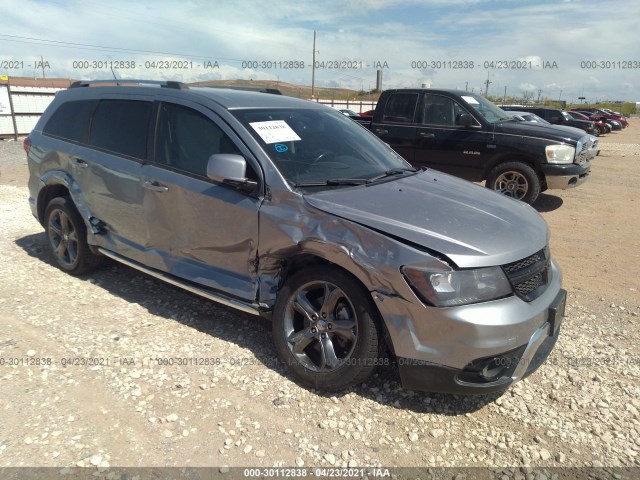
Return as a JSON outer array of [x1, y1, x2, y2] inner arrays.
[[110, 66, 120, 86]]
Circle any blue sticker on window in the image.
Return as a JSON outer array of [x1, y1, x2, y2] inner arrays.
[[274, 144, 288, 153]]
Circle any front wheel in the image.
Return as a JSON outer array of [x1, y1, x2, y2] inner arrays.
[[272, 266, 382, 391], [486, 162, 541, 204]]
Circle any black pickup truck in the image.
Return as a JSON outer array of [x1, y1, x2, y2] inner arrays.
[[357, 89, 592, 204]]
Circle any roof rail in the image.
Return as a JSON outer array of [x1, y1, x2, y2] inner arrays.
[[204, 86, 282, 95], [69, 80, 188, 89]]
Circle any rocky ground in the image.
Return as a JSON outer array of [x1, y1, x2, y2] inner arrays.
[[0, 123, 639, 478]]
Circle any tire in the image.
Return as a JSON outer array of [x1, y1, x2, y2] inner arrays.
[[272, 266, 382, 392], [44, 197, 104, 275], [486, 162, 541, 204]]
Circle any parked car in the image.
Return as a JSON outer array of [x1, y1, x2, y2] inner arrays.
[[25, 80, 566, 394], [501, 106, 599, 136], [337, 108, 360, 117], [359, 109, 375, 119], [572, 108, 628, 128], [505, 111, 600, 159], [566, 111, 610, 134], [356, 89, 591, 204]]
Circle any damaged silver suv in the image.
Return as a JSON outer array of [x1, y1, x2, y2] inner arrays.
[[26, 80, 566, 393]]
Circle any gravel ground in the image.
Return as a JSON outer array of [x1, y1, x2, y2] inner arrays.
[[0, 123, 639, 478]]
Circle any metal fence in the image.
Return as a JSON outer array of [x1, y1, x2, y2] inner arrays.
[[0, 77, 71, 139]]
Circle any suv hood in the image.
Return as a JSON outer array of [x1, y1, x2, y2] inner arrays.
[[495, 121, 583, 144], [304, 171, 548, 268]]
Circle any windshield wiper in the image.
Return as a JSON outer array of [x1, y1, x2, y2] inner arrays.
[[366, 167, 420, 184], [294, 178, 368, 188]]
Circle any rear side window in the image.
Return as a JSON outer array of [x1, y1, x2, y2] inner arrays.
[[88, 100, 152, 159], [43, 100, 97, 143], [381, 93, 418, 123], [154, 102, 242, 177]]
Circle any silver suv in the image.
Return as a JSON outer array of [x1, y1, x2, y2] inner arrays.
[[26, 80, 566, 393]]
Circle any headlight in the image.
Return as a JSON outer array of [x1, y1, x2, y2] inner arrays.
[[402, 266, 512, 307], [545, 144, 575, 164]]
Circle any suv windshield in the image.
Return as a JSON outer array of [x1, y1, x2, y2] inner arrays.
[[460, 93, 511, 124], [232, 108, 412, 188]]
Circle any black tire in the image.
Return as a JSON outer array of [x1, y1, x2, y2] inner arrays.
[[486, 162, 541, 204], [272, 266, 382, 392], [44, 197, 104, 275]]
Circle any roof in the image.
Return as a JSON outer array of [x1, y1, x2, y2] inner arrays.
[[59, 80, 321, 110]]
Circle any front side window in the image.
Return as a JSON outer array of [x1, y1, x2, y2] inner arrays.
[[422, 94, 468, 126], [153, 102, 243, 178], [88, 100, 152, 159], [43, 100, 97, 143]]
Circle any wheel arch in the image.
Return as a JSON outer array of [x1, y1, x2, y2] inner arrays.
[[37, 183, 71, 225], [265, 249, 394, 353]]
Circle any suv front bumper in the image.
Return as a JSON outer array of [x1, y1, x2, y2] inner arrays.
[[396, 288, 566, 394]]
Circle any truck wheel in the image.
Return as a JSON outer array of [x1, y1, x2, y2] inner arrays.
[[44, 197, 104, 275], [272, 266, 382, 392], [486, 162, 541, 204]]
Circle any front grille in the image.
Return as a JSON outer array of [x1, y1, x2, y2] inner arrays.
[[577, 143, 588, 163], [502, 248, 549, 302]]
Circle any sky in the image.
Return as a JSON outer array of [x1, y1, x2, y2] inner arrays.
[[0, 0, 638, 102]]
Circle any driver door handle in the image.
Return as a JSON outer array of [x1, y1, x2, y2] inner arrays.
[[419, 132, 435, 138], [143, 180, 169, 192], [72, 158, 88, 168], [375, 128, 388, 135]]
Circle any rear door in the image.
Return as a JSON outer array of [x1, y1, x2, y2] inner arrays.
[[413, 93, 487, 181], [59, 97, 152, 259], [140, 99, 261, 301], [370, 92, 419, 162]]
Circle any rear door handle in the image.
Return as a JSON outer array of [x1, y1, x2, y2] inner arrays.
[[375, 128, 388, 135], [143, 180, 169, 192], [72, 158, 88, 168], [419, 132, 435, 138]]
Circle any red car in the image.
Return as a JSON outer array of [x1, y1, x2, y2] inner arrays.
[[572, 108, 628, 128], [566, 111, 611, 134]]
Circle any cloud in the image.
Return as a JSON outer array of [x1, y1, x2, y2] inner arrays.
[[0, 0, 637, 101]]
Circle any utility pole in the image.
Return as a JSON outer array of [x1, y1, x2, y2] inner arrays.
[[483, 72, 491, 96], [465, 81, 468, 91], [311, 30, 317, 99], [537, 89, 542, 103], [503, 86, 507, 105], [41, 56, 46, 78]]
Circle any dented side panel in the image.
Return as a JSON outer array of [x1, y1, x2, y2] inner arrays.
[[255, 189, 448, 308]]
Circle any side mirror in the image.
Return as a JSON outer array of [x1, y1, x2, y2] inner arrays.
[[206, 154, 258, 192], [455, 113, 474, 127]]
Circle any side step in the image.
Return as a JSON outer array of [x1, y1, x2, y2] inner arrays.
[[97, 248, 264, 316]]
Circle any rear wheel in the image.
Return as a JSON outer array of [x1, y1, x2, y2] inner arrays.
[[486, 162, 541, 204], [272, 266, 382, 391], [44, 197, 103, 275]]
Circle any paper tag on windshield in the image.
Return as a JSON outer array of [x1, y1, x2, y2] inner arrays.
[[462, 95, 479, 105], [249, 120, 301, 144]]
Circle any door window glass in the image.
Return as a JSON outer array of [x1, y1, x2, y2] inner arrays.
[[89, 100, 152, 159], [381, 93, 418, 123], [422, 94, 467, 126], [154, 103, 250, 178]]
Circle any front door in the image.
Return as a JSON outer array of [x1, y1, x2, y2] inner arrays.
[[141, 100, 262, 301], [414, 93, 487, 181]]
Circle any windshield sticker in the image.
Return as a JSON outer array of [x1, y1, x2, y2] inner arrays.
[[274, 143, 288, 153], [462, 95, 480, 105], [249, 120, 301, 144]]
